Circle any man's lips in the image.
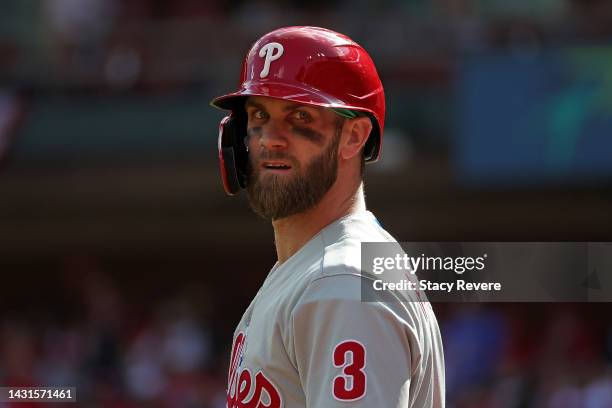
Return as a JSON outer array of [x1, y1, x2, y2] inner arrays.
[[260, 160, 292, 172]]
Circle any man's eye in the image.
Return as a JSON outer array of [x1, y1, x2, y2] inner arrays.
[[253, 110, 268, 120], [293, 111, 312, 122]]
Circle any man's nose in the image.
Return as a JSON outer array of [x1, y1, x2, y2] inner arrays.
[[259, 120, 289, 150]]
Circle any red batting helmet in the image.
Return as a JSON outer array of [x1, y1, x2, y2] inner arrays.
[[211, 26, 385, 195]]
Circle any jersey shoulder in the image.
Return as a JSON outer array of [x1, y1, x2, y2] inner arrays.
[[295, 211, 432, 320], [297, 211, 397, 303], [315, 211, 396, 280]]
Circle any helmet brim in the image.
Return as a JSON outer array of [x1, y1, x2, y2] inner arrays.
[[211, 82, 362, 112]]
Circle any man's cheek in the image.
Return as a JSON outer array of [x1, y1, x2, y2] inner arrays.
[[291, 126, 325, 145]]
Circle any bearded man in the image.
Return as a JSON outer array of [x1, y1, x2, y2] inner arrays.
[[211, 26, 445, 408]]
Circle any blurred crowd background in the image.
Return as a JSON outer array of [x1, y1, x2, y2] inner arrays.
[[1, 0, 611, 407]]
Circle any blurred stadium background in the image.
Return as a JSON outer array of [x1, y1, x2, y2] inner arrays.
[[1, 0, 611, 407]]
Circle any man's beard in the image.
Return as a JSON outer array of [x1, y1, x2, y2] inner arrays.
[[246, 130, 341, 221]]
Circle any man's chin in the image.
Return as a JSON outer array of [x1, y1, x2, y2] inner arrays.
[[255, 174, 295, 194], [258, 172, 293, 184], [260, 168, 294, 177]]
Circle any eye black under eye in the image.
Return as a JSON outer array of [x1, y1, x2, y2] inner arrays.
[[291, 126, 324, 144]]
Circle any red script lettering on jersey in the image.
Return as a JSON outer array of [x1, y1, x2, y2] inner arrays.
[[227, 332, 282, 408]]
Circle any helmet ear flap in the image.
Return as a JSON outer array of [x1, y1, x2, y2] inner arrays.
[[362, 113, 381, 163], [217, 113, 248, 195], [363, 135, 377, 162]]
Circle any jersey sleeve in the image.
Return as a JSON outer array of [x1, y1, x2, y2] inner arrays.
[[290, 273, 424, 407]]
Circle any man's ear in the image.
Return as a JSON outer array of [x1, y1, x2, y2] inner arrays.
[[339, 117, 373, 160]]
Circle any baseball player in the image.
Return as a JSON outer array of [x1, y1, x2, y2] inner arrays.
[[211, 26, 445, 407]]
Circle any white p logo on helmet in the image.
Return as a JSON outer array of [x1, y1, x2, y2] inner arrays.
[[258, 42, 284, 78]]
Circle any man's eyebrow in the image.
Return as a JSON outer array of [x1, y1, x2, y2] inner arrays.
[[245, 100, 320, 116], [282, 103, 308, 112], [244, 100, 266, 111]]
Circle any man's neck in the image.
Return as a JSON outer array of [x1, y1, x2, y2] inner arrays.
[[271, 182, 366, 264]]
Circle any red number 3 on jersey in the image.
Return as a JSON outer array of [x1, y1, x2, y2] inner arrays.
[[332, 340, 367, 401]]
